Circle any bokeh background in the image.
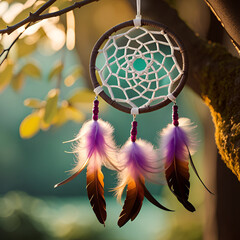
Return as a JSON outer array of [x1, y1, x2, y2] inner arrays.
[[0, 0, 237, 239]]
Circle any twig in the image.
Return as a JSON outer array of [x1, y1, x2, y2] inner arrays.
[[0, 0, 99, 35], [0, 0, 99, 65], [0, 22, 32, 66]]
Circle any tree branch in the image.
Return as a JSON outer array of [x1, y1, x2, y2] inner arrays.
[[0, 22, 32, 66], [0, 0, 98, 35], [129, 0, 240, 180], [203, 0, 240, 54], [0, 0, 99, 65], [0, 0, 56, 35]]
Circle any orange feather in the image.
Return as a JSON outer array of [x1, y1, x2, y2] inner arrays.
[[86, 166, 107, 225], [118, 177, 144, 227]]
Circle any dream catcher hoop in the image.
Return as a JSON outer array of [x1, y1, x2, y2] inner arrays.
[[55, 0, 212, 227], [90, 19, 188, 114]]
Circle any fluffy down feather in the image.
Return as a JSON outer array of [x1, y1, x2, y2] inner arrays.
[[116, 139, 171, 227], [54, 119, 119, 225]]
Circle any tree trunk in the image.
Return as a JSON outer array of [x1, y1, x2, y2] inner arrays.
[[216, 154, 240, 240]]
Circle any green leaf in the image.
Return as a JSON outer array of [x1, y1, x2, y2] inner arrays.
[[0, 60, 14, 92], [19, 111, 41, 139], [68, 89, 95, 105], [11, 72, 25, 92], [24, 98, 44, 108], [44, 89, 59, 124], [48, 62, 64, 81], [22, 62, 41, 78]]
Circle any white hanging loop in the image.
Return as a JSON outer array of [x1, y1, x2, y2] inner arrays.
[[131, 107, 139, 115], [167, 93, 177, 104], [136, 0, 141, 18], [134, 0, 142, 27]]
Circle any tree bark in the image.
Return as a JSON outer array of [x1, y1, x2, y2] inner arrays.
[[204, 0, 240, 53], [216, 153, 240, 240]]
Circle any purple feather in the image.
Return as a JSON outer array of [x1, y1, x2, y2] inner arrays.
[[160, 118, 197, 212], [54, 119, 119, 188], [116, 138, 172, 227], [54, 99, 119, 225], [160, 117, 212, 212], [116, 139, 163, 196]]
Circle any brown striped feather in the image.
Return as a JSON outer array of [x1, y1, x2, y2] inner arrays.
[[165, 158, 195, 212], [86, 166, 106, 225], [118, 178, 144, 227]]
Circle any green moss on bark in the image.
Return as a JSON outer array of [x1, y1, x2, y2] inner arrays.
[[200, 43, 240, 180]]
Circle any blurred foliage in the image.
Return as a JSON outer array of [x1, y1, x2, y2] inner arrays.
[[0, 0, 95, 139], [0, 191, 116, 240], [19, 87, 95, 138], [0, 191, 203, 240], [164, 224, 202, 240]]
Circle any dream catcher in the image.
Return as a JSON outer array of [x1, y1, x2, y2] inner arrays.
[[55, 0, 212, 227]]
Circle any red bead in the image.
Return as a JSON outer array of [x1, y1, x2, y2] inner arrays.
[[92, 100, 99, 121], [131, 121, 138, 142], [173, 120, 179, 126]]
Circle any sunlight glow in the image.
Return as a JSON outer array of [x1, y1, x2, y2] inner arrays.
[[2, 3, 24, 24], [49, 6, 59, 13], [17, 26, 26, 35], [43, 23, 65, 51], [0, 2, 9, 17], [66, 11, 75, 51], [23, 0, 36, 9], [24, 20, 47, 36], [64, 75, 75, 87]]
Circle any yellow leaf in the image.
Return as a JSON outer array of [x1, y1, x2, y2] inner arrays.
[[64, 66, 83, 87], [41, 119, 51, 131], [48, 62, 64, 81], [0, 60, 14, 92], [66, 106, 85, 123], [38, 108, 51, 131], [52, 101, 69, 126], [53, 103, 85, 127], [19, 112, 41, 139], [68, 89, 95, 105], [11, 8, 32, 25], [24, 98, 45, 108], [11, 72, 25, 92], [57, 0, 72, 9], [44, 89, 59, 124], [33, 1, 46, 11], [53, 107, 68, 127], [22, 62, 41, 78], [17, 39, 37, 57], [0, 19, 6, 29]]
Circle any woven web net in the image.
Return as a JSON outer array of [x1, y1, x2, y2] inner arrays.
[[95, 26, 184, 109]]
